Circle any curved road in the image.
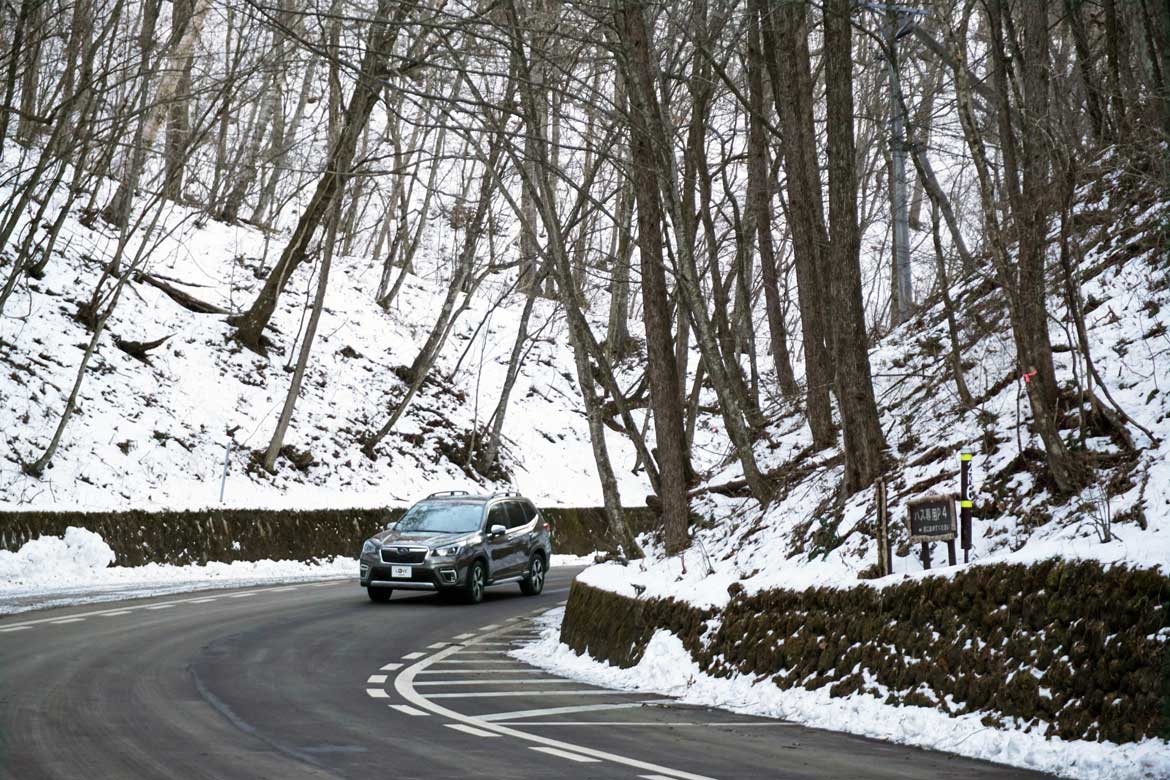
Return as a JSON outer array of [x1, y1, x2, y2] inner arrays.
[[0, 568, 1052, 779]]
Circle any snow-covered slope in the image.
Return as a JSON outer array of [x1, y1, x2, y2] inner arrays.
[[0, 148, 651, 511], [584, 152, 1170, 604]]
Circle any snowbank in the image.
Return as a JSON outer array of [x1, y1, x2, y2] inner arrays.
[[0, 528, 353, 615], [513, 608, 1170, 780]]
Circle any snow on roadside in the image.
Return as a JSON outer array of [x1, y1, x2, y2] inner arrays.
[[512, 607, 1170, 780], [0, 527, 353, 615]]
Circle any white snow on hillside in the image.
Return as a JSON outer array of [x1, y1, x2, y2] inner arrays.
[[581, 166, 1170, 606], [0, 147, 661, 511]]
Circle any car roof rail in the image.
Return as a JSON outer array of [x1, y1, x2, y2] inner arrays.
[[490, 490, 521, 498], [427, 490, 471, 498]]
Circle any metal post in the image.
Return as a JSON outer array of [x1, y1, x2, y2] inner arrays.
[[219, 442, 232, 504], [886, 7, 914, 326], [920, 541, 930, 570], [877, 478, 890, 576], [960, 452, 973, 563]]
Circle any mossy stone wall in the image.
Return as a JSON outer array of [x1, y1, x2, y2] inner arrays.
[[0, 504, 657, 565], [561, 559, 1170, 744]]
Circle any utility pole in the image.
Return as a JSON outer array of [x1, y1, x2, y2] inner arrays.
[[860, 2, 925, 328]]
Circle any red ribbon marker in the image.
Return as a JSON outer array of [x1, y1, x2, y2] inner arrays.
[[1022, 369, 1037, 384]]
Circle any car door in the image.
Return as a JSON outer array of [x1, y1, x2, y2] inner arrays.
[[503, 501, 533, 575], [483, 503, 514, 579]]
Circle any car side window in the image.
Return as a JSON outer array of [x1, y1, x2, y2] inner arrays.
[[520, 501, 537, 524], [504, 501, 527, 529], [487, 504, 508, 531]]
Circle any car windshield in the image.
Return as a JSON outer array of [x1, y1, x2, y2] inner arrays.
[[395, 501, 483, 534]]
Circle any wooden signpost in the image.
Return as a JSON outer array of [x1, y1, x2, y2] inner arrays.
[[906, 493, 958, 569]]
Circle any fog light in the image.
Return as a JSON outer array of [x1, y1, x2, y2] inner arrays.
[[439, 568, 457, 584]]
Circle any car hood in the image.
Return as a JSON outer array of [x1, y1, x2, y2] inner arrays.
[[372, 529, 475, 548]]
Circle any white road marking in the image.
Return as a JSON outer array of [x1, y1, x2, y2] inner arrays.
[[99, 610, 133, 616], [430, 659, 515, 664], [227, 592, 257, 598], [641, 775, 678, 779], [478, 701, 675, 722], [529, 746, 600, 763], [380, 663, 403, 671], [453, 632, 475, 639], [393, 631, 718, 780], [366, 689, 389, 699], [268, 586, 298, 592], [389, 704, 429, 716], [414, 679, 583, 686], [50, 618, 85, 625], [423, 690, 632, 699], [427, 642, 448, 649], [448, 649, 507, 655], [367, 675, 388, 684], [415, 669, 548, 675], [498, 722, 794, 727], [402, 652, 426, 659], [478, 624, 501, 630], [444, 723, 501, 738], [0, 582, 340, 633], [0, 626, 31, 633]]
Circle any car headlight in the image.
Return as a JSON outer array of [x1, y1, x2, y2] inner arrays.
[[362, 539, 380, 555], [431, 544, 461, 558]]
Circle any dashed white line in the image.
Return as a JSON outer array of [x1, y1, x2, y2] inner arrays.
[[416, 668, 547, 675], [427, 642, 448, 649], [453, 632, 476, 640], [641, 775, 678, 779], [380, 663, 403, 672], [389, 704, 429, 717], [187, 598, 217, 604], [367, 675, 388, 684], [402, 651, 426, 660], [477, 701, 674, 722], [227, 592, 257, 599], [366, 689, 389, 699], [430, 659, 515, 664], [444, 723, 501, 738], [99, 610, 133, 616], [478, 624, 501, 630], [422, 690, 631, 699], [145, 604, 175, 611], [0, 626, 31, 633], [50, 617, 86, 625], [529, 746, 600, 763], [414, 679, 583, 686]]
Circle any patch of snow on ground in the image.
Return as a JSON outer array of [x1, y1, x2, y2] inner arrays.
[[0, 528, 352, 614], [513, 608, 1170, 780]]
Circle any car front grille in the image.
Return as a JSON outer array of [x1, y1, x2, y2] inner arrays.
[[380, 547, 427, 564]]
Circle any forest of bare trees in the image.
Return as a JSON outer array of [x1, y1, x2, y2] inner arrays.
[[2, 0, 1168, 552]]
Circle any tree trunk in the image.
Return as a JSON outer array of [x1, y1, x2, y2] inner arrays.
[[824, 0, 887, 494], [757, 0, 836, 449], [232, 0, 419, 351], [747, 9, 797, 399]]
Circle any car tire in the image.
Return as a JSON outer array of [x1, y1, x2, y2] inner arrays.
[[463, 560, 487, 604], [519, 554, 545, 596], [367, 586, 393, 603]]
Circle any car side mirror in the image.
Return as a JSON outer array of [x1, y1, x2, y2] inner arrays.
[[384, 520, 398, 531], [489, 524, 506, 537]]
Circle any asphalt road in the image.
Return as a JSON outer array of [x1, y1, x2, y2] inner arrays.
[[0, 567, 1053, 780]]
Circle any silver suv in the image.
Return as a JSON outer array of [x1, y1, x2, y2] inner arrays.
[[359, 491, 552, 604]]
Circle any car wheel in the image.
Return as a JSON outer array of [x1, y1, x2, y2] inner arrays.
[[367, 586, 393, 603], [464, 561, 486, 604], [519, 555, 545, 596]]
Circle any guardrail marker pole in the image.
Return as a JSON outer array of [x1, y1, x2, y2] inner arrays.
[[960, 452, 972, 563]]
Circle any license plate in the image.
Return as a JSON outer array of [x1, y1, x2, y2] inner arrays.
[[391, 565, 412, 579]]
